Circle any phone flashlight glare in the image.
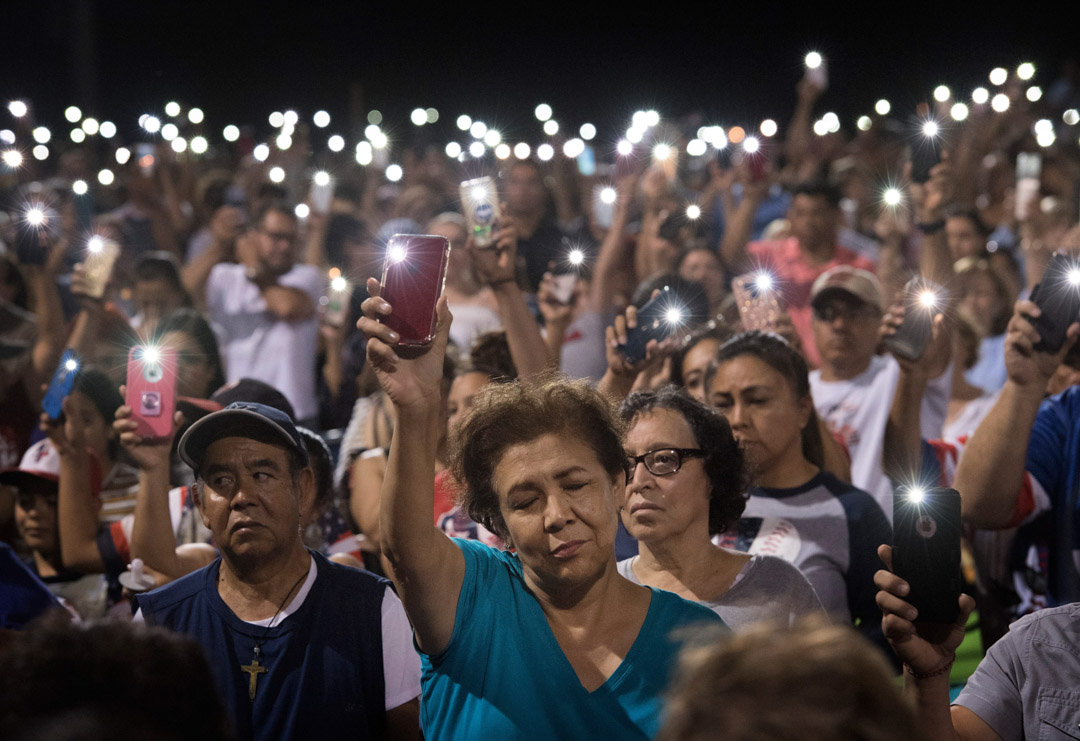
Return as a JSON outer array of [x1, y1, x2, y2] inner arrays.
[[918, 290, 938, 309], [664, 307, 684, 325], [754, 272, 774, 292], [64, 358, 78, 372], [907, 486, 926, 504], [331, 276, 348, 292], [389, 245, 408, 264], [568, 249, 584, 266]]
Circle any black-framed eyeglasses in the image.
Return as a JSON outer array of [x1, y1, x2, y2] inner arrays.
[[626, 448, 706, 477]]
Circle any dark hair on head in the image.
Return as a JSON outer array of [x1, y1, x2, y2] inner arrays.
[[297, 427, 333, 509], [620, 386, 748, 534], [669, 323, 735, 388], [467, 331, 517, 381], [255, 182, 288, 202], [793, 180, 842, 209], [944, 203, 991, 238], [675, 246, 720, 274], [705, 331, 825, 469], [156, 308, 226, 395], [253, 199, 295, 229], [0, 613, 230, 741], [630, 275, 711, 328], [448, 375, 626, 542], [72, 368, 123, 431], [954, 259, 1013, 336], [0, 255, 30, 309], [135, 251, 187, 295]]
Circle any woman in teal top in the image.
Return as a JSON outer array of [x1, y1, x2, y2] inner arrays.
[[358, 279, 721, 740]]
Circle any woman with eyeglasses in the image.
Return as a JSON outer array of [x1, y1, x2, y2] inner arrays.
[[705, 331, 892, 650], [618, 386, 823, 629]]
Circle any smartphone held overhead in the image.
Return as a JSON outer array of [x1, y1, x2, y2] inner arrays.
[[883, 277, 944, 361], [1028, 251, 1080, 353], [732, 271, 783, 332], [378, 234, 451, 346], [126, 345, 178, 440], [619, 286, 688, 365], [460, 177, 500, 248], [42, 350, 81, 420], [892, 485, 962, 624]]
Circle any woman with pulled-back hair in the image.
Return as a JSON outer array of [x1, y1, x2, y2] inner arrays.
[[705, 331, 891, 650]]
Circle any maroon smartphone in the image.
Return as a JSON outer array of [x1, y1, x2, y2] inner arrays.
[[378, 234, 451, 346], [125, 345, 178, 440]]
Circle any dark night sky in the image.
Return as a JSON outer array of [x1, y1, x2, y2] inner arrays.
[[2, 2, 1076, 148]]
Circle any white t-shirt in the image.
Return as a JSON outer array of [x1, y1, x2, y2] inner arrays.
[[135, 555, 421, 710], [206, 263, 322, 420], [810, 354, 952, 521]]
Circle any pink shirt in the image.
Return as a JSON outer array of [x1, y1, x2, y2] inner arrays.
[[747, 237, 877, 367]]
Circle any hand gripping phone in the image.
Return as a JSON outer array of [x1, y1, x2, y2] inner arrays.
[[892, 485, 962, 624], [732, 272, 784, 332], [42, 350, 81, 421], [126, 345, 178, 440], [460, 177, 500, 248], [1028, 252, 1080, 354], [83, 237, 121, 299], [378, 234, 451, 347], [884, 278, 943, 361], [619, 286, 686, 365]]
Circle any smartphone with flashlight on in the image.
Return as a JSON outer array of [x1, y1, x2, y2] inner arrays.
[[378, 234, 451, 347], [910, 130, 944, 184], [460, 177, 500, 248], [125, 345, 178, 440], [892, 485, 962, 624], [1015, 152, 1042, 222], [42, 350, 81, 421], [732, 272, 784, 332], [592, 185, 616, 229], [82, 237, 121, 299], [804, 55, 828, 91], [1028, 251, 1080, 353], [322, 271, 352, 327], [309, 172, 335, 215], [883, 278, 943, 361], [136, 143, 156, 178], [14, 206, 61, 266], [619, 286, 686, 365]]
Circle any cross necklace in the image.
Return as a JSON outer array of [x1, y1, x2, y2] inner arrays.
[[240, 569, 308, 701]]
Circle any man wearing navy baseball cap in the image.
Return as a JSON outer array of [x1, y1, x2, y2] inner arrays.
[[135, 402, 421, 741]]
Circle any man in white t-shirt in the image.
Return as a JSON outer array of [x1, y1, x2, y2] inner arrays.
[[204, 205, 323, 423], [808, 266, 951, 520]]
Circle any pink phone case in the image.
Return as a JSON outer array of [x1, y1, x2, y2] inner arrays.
[[378, 234, 451, 346], [732, 273, 784, 332], [125, 346, 178, 440]]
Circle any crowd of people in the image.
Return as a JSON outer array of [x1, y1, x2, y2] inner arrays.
[[2, 56, 1080, 740]]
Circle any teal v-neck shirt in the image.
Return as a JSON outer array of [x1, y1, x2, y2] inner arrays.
[[419, 538, 724, 739]]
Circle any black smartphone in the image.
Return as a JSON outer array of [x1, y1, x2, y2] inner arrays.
[[1028, 252, 1080, 354], [884, 278, 943, 361], [892, 486, 962, 624], [14, 206, 59, 266], [910, 134, 943, 184], [619, 287, 686, 365]]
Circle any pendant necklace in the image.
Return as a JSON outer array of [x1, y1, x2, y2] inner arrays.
[[239, 568, 308, 701]]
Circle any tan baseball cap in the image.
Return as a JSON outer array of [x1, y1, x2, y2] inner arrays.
[[810, 266, 883, 312]]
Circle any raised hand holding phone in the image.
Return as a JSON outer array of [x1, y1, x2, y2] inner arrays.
[[377, 234, 452, 347], [125, 345, 178, 441], [358, 278, 453, 410], [42, 350, 81, 421]]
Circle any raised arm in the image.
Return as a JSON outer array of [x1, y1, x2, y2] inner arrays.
[[467, 216, 552, 377], [117, 406, 212, 580], [42, 401, 104, 573], [588, 173, 638, 315], [358, 283, 465, 655], [953, 301, 1079, 528]]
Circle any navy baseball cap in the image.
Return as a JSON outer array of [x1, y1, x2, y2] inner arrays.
[[177, 401, 309, 473]]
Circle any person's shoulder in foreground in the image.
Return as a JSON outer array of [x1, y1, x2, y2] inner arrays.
[[954, 602, 1080, 741]]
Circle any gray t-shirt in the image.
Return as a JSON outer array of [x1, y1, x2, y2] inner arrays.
[[617, 553, 824, 631], [954, 603, 1080, 741]]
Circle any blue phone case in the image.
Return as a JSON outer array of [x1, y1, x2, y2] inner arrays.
[[41, 351, 79, 420]]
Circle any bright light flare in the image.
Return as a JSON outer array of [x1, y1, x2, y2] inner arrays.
[[686, 204, 702, 220], [989, 67, 1008, 86], [313, 110, 331, 128], [8, 100, 28, 117], [269, 111, 284, 128], [804, 51, 823, 69], [580, 123, 596, 140], [64, 358, 78, 372], [514, 142, 530, 159], [140, 345, 162, 366], [1026, 86, 1042, 102], [743, 136, 761, 154], [537, 143, 554, 161], [99, 121, 116, 138], [616, 139, 633, 156], [599, 187, 617, 205], [470, 120, 488, 139], [933, 85, 951, 102], [2, 149, 23, 168], [327, 134, 345, 152], [754, 272, 774, 291], [883, 187, 902, 207], [32, 145, 48, 161], [468, 141, 485, 158], [65, 106, 82, 123], [142, 116, 161, 134], [115, 147, 131, 165], [456, 114, 471, 131], [922, 120, 940, 138], [25, 207, 46, 227], [188, 107, 204, 124], [411, 108, 427, 126], [32, 127, 51, 144], [535, 103, 552, 122], [857, 116, 873, 131], [445, 142, 462, 158], [918, 290, 938, 309], [652, 143, 672, 161], [907, 486, 926, 504], [760, 119, 778, 137], [543, 120, 559, 136], [568, 249, 585, 266], [875, 99, 891, 115], [664, 307, 684, 325], [223, 125, 240, 142], [72, 179, 88, 195], [1017, 63, 1035, 81], [165, 102, 181, 117], [385, 164, 403, 182], [253, 144, 270, 162], [951, 103, 969, 121], [686, 138, 707, 156], [294, 203, 310, 219], [314, 170, 331, 187], [268, 166, 285, 183], [972, 87, 989, 105], [991, 94, 1010, 113], [97, 169, 114, 186], [331, 276, 348, 292], [1067, 268, 1080, 287], [388, 245, 408, 263], [484, 129, 502, 147]]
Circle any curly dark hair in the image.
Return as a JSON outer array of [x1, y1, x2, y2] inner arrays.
[[468, 330, 518, 381], [620, 386, 748, 535], [448, 375, 626, 542], [705, 331, 826, 469]]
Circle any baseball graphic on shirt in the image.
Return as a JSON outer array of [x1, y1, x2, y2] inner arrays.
[[743, 516, 802, 562]]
